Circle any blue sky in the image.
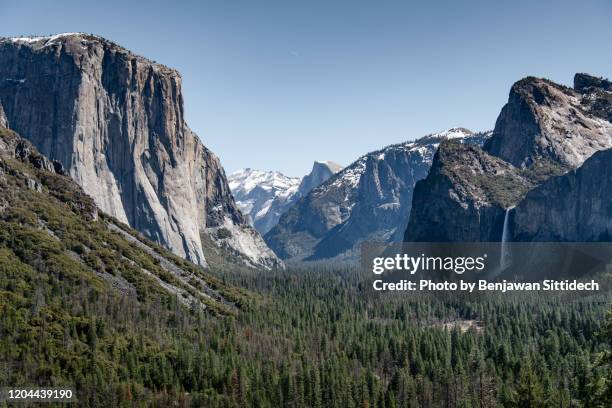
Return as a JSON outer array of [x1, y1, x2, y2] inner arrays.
[[2, 0, 611, 176]]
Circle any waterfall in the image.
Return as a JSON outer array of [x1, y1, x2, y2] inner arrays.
[[500, 207, 514, 270]]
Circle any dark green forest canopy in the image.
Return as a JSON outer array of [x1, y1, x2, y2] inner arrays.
[[0, 127, 610, 407]]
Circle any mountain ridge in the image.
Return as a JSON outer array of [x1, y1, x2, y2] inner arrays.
[[266, 128, 491, 260]]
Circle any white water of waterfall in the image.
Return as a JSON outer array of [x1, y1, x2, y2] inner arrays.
[[500, 207, 514, 270]]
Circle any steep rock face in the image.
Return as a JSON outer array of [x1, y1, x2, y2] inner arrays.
[[297, 161, 343, 196], [512, 148, 612, 241], [405, 74, 612, 243], [0, 102, 7, 128], [0, 126, 237, 314], [0, 33, 279, 268], [484, 76, 612, 169], [0, 127, 67, 183], [229, 161, 342, 235], [266, 128, 490, 260], [404, 142, 530, 242]]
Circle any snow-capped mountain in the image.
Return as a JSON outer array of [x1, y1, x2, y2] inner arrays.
[[264, 128, 491, 261], [229, 161, 342, 234], [229, 169, 301, 234]]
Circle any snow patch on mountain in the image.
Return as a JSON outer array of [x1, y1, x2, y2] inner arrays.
[[6, 33, 85, 44], [229, 169, 300, 205], [324, 128, 479, 196], [229, 169, 301, 234], [229, 161, 342, 235]]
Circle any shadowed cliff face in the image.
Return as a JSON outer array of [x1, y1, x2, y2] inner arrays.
[[0, 33, 279, 268], [297, 161, 343, 197], [404, 142, 530, 242], [405, 74, 612, 243], [512, 148, 612, 242]]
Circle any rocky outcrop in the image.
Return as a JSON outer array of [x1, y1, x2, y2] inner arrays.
[[0, 33, 279, 268], [484, 76, 612, 169], [574, 73, 612, 93], [573, 73, 612, 123], [512, 148, 612, 242], [297, 161, 343, 197], [0, 103, 7, 128], [404, 141, 530, 242], [0, 127, 64, 175], [266, 128, 490, 260], [0, 126, 93, 217], [405, 74, 612, 243]]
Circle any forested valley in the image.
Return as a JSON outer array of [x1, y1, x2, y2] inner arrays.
[[2, 250, 610, 407]]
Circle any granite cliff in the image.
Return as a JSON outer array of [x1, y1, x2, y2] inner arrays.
[[0, 33, 279, 268], [512, 147, 612, 242], [405, 74, 612, 243], [0, 125, 238, 313]]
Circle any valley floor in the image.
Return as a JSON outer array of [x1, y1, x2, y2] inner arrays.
[[1, 256, 610, 407]]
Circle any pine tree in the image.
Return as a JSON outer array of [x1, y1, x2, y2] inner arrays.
[[516, 358, 544, 408]]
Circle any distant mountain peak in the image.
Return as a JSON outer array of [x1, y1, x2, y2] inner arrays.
[[229, 169, 301, 235], [484, 74, 612, 168], [435, 127, 474, 138], [298, 160, 343, 196], [313, 160, 343, 172], [229, 160, 342, 235]]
